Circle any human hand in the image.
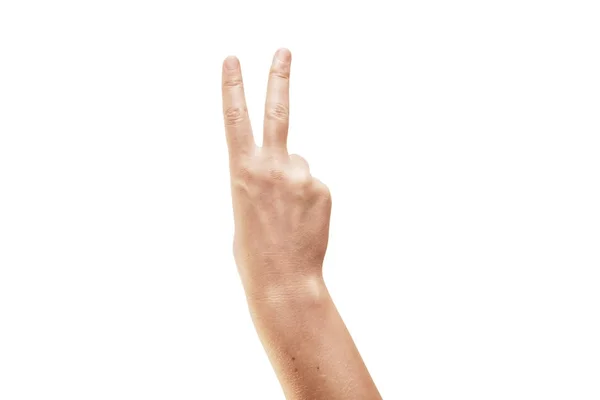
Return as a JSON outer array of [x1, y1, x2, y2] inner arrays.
[[221, 49, 332, 301]]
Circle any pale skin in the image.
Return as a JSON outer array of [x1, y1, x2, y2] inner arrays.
[[221, 48, 382, 400]]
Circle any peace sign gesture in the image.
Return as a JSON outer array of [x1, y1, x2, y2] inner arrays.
[[220, 49, 379, 400], [221, 48, 331, 295]]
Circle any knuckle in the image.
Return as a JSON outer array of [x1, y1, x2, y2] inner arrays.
[[314, 181, 331, 199], [223, 77, 244, 89], [290, 153, 307, 165], [289, 154, 310, 173], [236, 165, 253, 180], [267, 167, 286, 181], [288, 170, 312, 187], [236, 161, 283, 184], [269, 69, 289, 81], [265, 102, 289, 122], [235, 160, 262, 179], [224, 106, 247, 126]]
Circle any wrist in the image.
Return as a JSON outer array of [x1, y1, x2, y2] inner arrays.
[[242, 272, 328, 309]]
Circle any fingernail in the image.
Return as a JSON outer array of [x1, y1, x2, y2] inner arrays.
[[275, 48, 291, 63], [224, 56, 239, 70]]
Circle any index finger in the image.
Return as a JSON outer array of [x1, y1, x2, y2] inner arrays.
[[222, 56, 255, 160]]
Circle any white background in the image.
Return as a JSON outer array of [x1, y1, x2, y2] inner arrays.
[[1, 1, 599, 399]]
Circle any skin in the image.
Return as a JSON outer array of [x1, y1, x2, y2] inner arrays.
[[221, 48, 382, 400]]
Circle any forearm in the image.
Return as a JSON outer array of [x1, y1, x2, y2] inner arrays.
[[245, 274, 382, 400]]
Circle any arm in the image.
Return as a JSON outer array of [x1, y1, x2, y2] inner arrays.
[[220, 48, 381, 400], [247, 279, 380, 399]]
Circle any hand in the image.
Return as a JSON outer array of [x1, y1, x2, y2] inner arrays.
[[221, 49, 380, 400], [221, 49, 332, 301]]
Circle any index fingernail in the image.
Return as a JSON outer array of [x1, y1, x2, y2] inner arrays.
[[224, 56, 239, 70]]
